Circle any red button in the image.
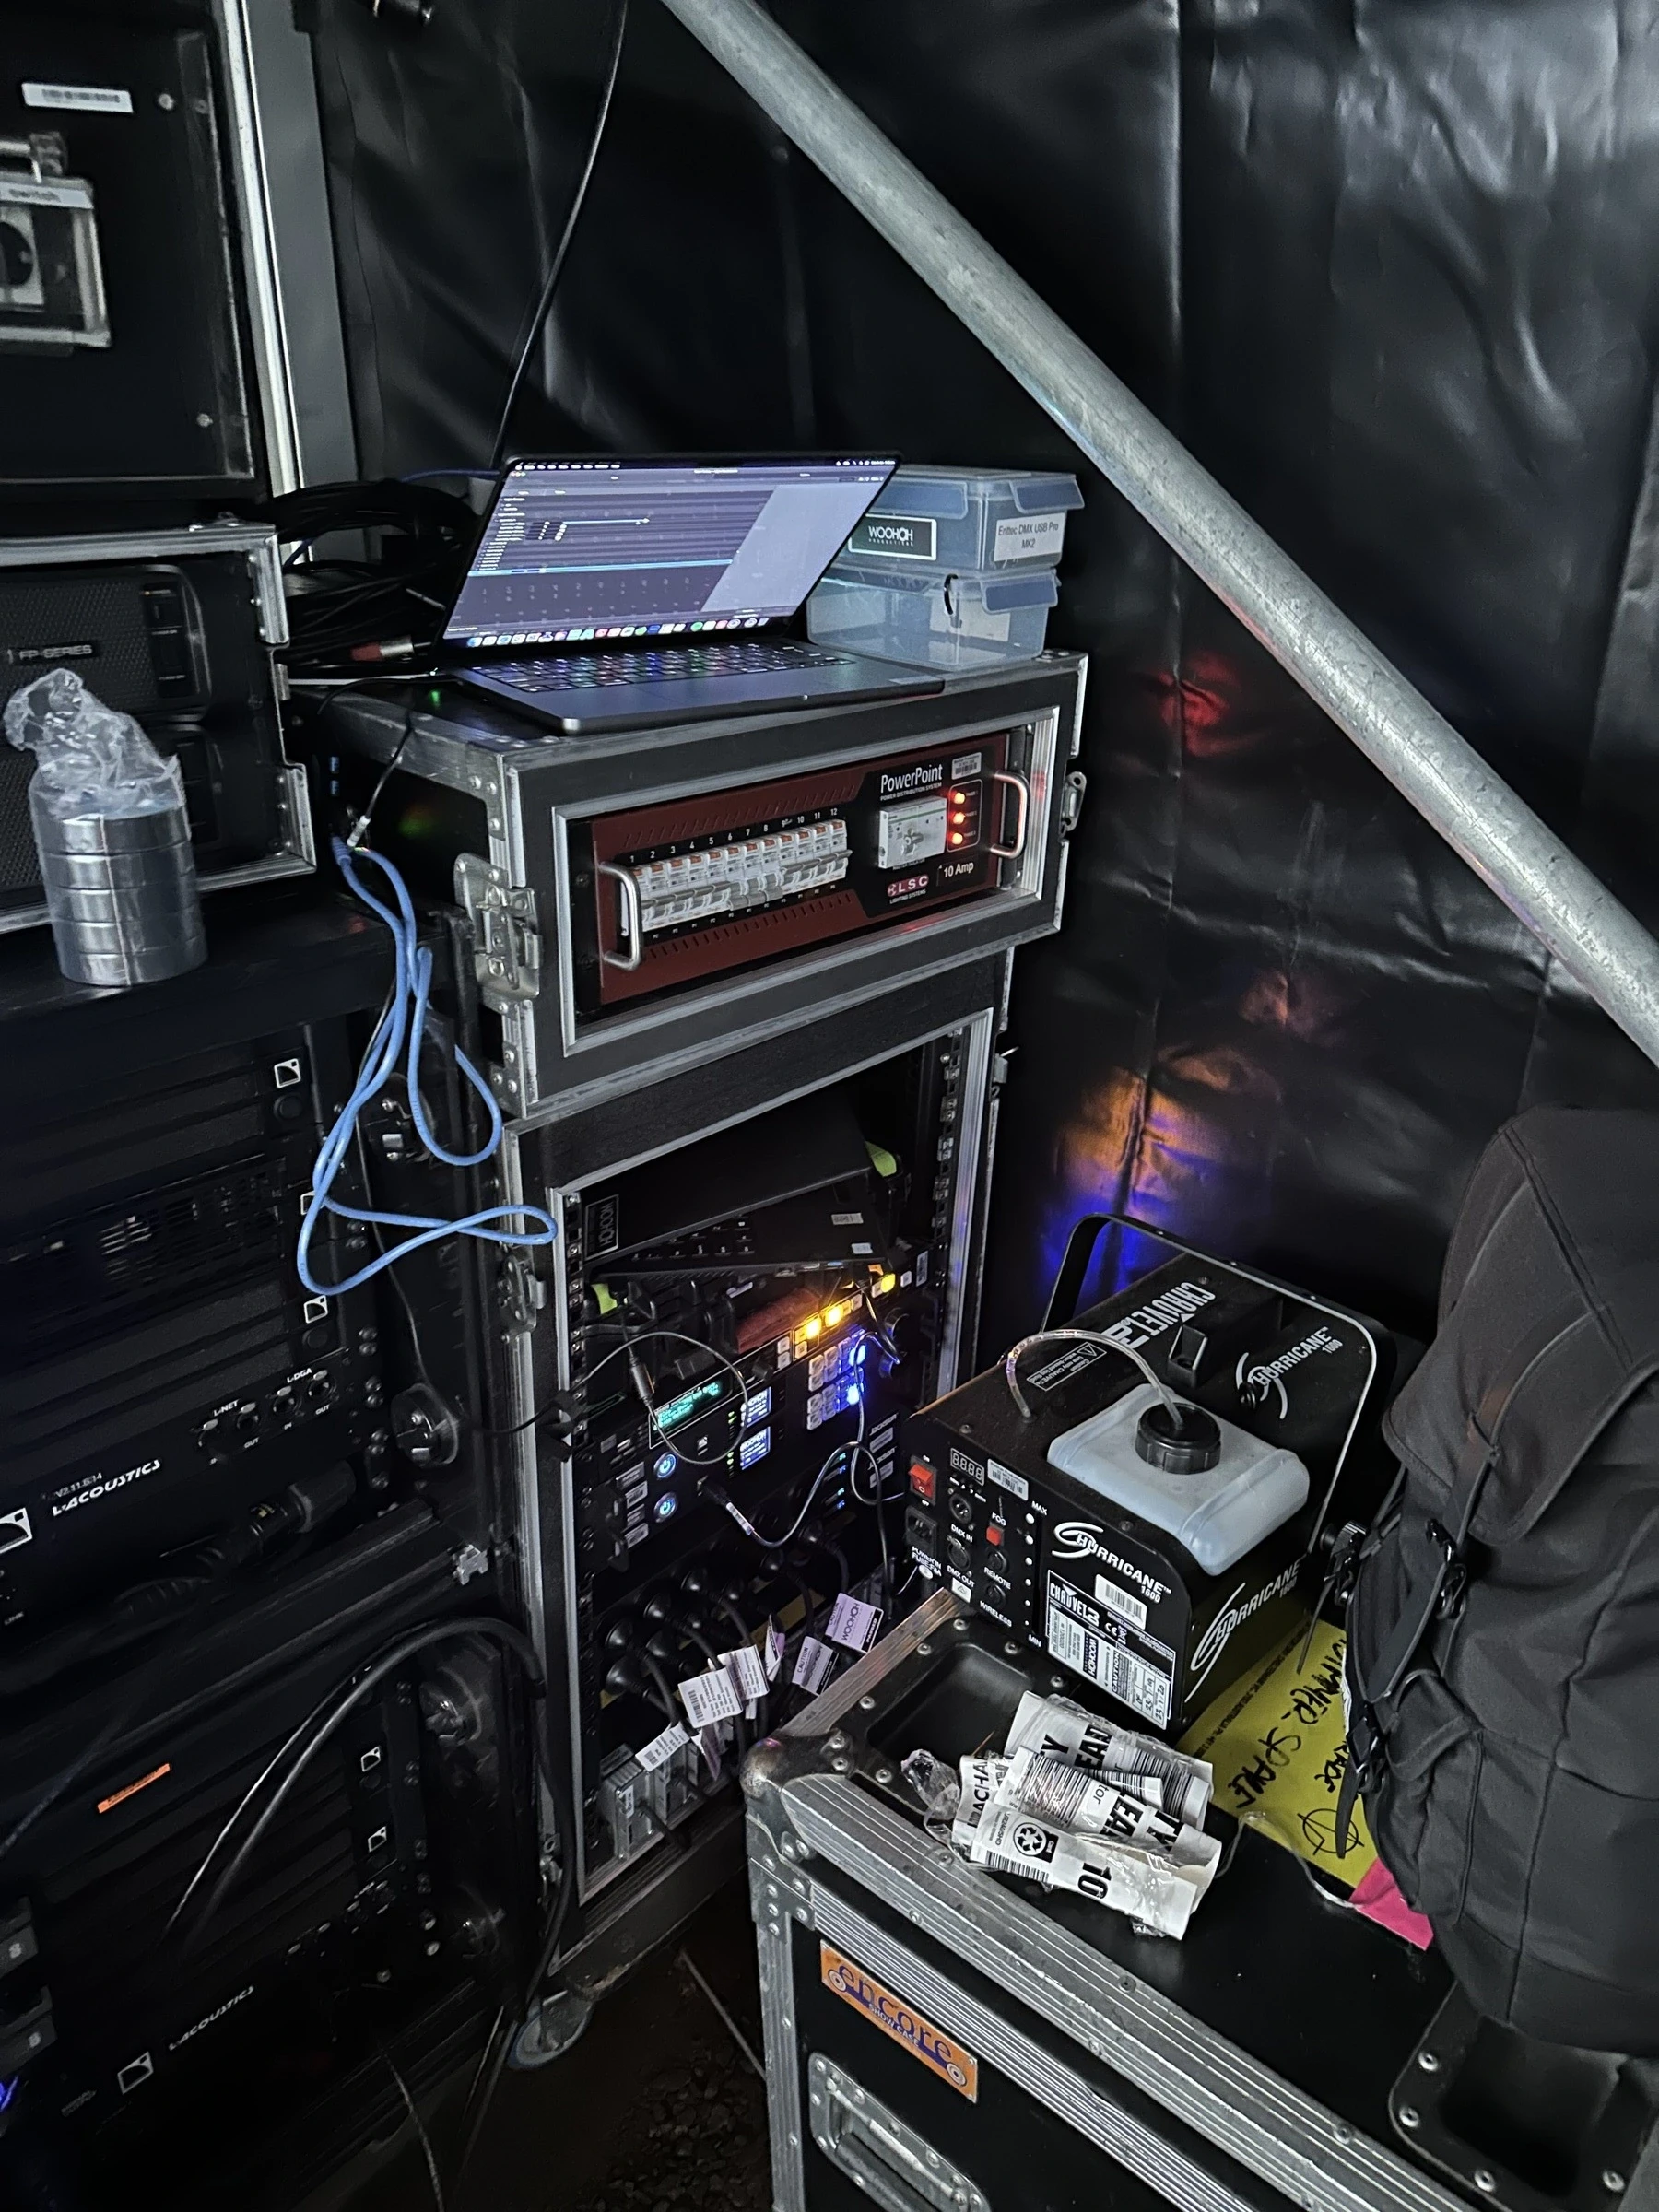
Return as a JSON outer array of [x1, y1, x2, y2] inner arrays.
[[909, 1461, 936, 1501], [985, 1525, 1003, 1547]]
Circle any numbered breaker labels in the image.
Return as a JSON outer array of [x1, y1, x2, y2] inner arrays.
[[630, 819, 849, 934]]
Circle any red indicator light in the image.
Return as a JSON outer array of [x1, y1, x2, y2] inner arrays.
[[948, 834, 965, 847], [985, 1524, 1004, 1547]]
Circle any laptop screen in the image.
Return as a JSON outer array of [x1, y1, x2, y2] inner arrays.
[[444, 456, 897, 649]]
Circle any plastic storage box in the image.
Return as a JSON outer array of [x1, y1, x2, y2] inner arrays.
[[807, 465, 1082, 671], [842, 465, 1084, 571], [807, 564, 1060, 672]]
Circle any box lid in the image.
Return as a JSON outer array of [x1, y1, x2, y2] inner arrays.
[[864, 466, 1085, 522]]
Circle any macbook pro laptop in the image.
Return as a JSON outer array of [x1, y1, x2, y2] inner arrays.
[[442, 454, 945, 732]]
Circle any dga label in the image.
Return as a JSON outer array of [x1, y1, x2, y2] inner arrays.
[[819, 1944, 978, 2100]]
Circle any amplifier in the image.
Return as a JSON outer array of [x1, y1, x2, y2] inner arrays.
[[0, 1015, 382, 1631], [0, 524, 311, 934], [310, 654, 1084, 1113], [0, 1512, 522, 2198], [903, 1222, 1402, 1737]]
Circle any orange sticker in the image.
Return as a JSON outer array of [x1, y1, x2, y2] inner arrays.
[[819, 1942, 979, 2100]]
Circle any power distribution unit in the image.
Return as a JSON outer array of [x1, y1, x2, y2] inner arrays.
[[744, 1591, 1645, 2212], [309, 656, 1085, 1117]]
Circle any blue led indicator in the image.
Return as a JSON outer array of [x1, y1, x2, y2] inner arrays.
[[653, 1452, 677, 1478], [654, 1492, 678, 1521]]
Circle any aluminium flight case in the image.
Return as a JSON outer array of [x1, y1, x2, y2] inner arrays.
[[308, 655, 1086, 1121], [744, 1588, 1659, 2212]]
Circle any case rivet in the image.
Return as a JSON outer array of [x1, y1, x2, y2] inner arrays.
[[953, 1619, 970, 1633], [1398, 2107, 1420, 2131], [827, 1732, 849, 1751], [1334, 2125, 1353, 2145], [1004, 1641, 1021, 1656], [874, 1766, 894, 1784], [1475, 2172, 1497, 2194], [1418, 2051, 1442, 2073], [830, 1756, 853, 1773], [916, 1641, 933, 1656], [1605, 2174, 1628, 2194], [859, 1694, 877, 1709]]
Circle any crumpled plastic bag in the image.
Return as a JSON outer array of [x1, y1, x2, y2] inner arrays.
[[4, 667, 186, 824], [901, 1747, 961, 1839]]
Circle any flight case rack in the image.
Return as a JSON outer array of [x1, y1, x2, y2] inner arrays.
[[742, 1588, 1659, 2212]]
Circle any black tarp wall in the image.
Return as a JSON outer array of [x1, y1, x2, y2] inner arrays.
[[308, 0, 1659, 1347]]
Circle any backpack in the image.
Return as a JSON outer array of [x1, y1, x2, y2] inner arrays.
[[1343, 1106, 1659, 2053]]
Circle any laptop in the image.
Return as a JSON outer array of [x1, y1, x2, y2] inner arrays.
[[442, 454, 945, 732]]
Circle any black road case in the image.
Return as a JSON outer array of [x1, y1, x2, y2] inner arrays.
[[743, 1589, 1659, 2212]]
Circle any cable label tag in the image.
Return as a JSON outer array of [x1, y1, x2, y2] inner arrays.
[[793, 1635, 836, 1693], [764, 1624, 786, 1681], [826, 1593, 884, 1653], [721, 1642, 770, 1704], [678, 1665, 742, 1730], [636, 1721, 689, 1773]]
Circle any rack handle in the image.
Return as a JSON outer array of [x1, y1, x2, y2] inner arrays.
[[986, 768, 1030, 861], [595, 862, 643, 971]]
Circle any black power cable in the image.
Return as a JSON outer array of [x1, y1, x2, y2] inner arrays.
[[169, 1615, 543, 1952], [487, 0, 630, 473], [260, 479, 478, 671], [0, 1468, 359, 1864]]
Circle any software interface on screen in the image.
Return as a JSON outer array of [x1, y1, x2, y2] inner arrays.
[[445, 459, 897, 648]]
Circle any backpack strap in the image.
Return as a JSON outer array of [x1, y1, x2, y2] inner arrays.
[[1336, 1372, 1512, 1855], [1359, 1401, 1496, 1710]]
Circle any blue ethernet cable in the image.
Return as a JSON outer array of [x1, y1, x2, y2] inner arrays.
[[296, 838, 557, 1298]]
